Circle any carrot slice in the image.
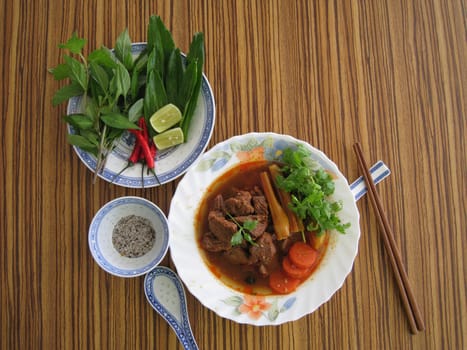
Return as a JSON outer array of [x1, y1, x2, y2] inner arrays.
[[288, 242, 318, 269], [269, 269, 300, 294], [282, 256, 311, 279]]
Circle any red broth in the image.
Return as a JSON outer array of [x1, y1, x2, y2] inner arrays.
[[195, 161, 329, 295]]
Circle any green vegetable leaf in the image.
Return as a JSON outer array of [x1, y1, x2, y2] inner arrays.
[[100, 112, 140, 130], [49, 63, 71, 80], [64, 55, 88, 91], [230, 231, 244, 246], [228, 214, 258, 246], [58, 32, 86, 54], [114, 28, 133, 70], [52, 82, 84, 106], [66, 134, 98, 154], [89, 61, 109, 92], [133, 51, 148, 72], [156, 15, 175, 61], [147, 46, 164, 78], [63, 113, 94, 130], [165, 48, 183, 104], [181, 32, 204, 138], [110, 63, 131, 99], [144, 70, 167, 117], [88, 47, 118, 69], [243, 220, 258, 232], [177, 59, 197, 112], [128, 98, 144, 122]]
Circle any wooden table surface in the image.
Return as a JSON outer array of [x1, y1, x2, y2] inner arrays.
[[1, 0, 465, 349]]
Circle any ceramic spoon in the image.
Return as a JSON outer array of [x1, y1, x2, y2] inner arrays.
[[144, 266, 198, 350]]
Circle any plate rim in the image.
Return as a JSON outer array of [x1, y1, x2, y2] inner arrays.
[[66, 42, 216, 188]]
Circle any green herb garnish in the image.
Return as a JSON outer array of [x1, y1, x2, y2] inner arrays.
[[227, 214, 258, 246], [276, 145, 351, 235]]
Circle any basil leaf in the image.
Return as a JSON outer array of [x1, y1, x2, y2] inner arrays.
[[89, 61, 109, 92], [88, 47, 118, 69], [100, 112, 139, 129], [110, 63, 131, 99], [128, 98, 144, 122], [66, 134, 98, 153], [80, 129, 100, 145], [49, 63, 71, 80], [106, 128, 124, 142], [84, 99, 99, 123], [58, 32, 86, 54], [64, 55, 88, 91], [63, 113, 94, 130], [114, 28, 133, 70], [52, 82, 84, 106]]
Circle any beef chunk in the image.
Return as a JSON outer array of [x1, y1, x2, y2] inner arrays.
[[223, 247, 251, 265], [224, 190, 254, 216], [212, 194, 225, 212], [208, 211, 237, 242], [233, 215, 268, 238], [249, 232, 277, 265], [201, 232, 231, 252], [252, 196, 269, 215]]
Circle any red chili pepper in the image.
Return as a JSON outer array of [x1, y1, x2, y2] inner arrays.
[[129, 140, 142, 164], [139, 117, 149, 139], [129, 129, 154, 169]]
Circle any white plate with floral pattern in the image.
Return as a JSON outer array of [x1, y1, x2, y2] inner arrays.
[[168, 132, 361, 325]]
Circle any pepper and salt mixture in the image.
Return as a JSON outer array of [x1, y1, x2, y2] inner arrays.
[[112, 215, 156, 258]]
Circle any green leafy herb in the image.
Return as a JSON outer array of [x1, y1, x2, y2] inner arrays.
[[276, 145, 351, 234], [50, 15, 205, 183], [227, 214, 258, 246]]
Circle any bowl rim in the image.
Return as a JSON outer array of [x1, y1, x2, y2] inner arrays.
[[88, 196, 169, 277]]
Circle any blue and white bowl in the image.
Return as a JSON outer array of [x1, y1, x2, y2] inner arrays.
[[89, 196, 169, 277]]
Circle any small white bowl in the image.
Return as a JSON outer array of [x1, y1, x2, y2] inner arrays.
[[89, 196, 169, 277]]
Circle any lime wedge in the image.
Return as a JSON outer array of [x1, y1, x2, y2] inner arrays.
[[153, 127, 184, 150], [149, 104, 182, 133]]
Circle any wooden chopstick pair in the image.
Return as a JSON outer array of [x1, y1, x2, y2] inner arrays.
[[353, 142, 425, 334]]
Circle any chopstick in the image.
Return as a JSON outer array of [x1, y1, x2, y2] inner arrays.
[[353, 142, 425, 334]]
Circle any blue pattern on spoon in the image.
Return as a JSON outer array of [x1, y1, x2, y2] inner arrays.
[[144, 266, 198, 350]]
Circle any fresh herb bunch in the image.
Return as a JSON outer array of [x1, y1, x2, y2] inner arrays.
[[49, 15, 204, 180], [275, 145, 351, 235]]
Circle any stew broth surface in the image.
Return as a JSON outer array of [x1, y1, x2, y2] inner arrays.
[[195, 161, 328, 295]]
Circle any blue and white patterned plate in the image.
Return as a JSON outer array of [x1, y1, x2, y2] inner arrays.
[[67, 43, 215, 188], [88, 196, 169, 277]]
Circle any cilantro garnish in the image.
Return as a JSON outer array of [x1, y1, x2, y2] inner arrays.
[[276, 145, 351, 234], [227, 214, 258, 246]]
